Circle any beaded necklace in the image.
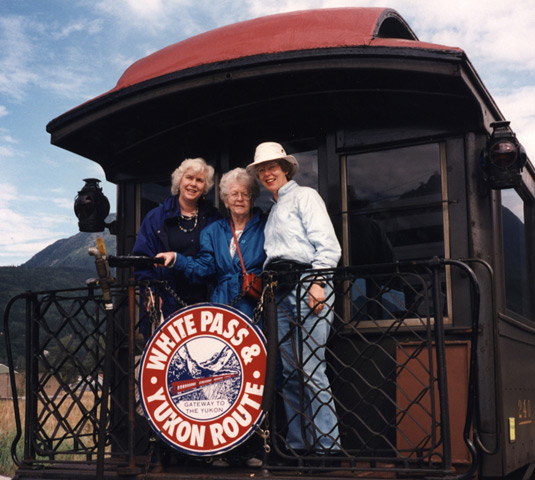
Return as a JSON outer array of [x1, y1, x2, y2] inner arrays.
[[177, 208, 198, 233]]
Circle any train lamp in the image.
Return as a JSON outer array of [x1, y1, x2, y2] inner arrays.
[[74, 178, 117, 234], [481, 121, 527, 189]]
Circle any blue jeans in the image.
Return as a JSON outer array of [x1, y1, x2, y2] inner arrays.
[[276, 277, 340, 451]]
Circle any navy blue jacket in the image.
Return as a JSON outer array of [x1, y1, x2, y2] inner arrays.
[[132, 194, 219, 322], [173, 208, 266, 320]]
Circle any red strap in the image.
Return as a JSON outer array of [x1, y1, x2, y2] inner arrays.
[[230, 219, 247, 275]]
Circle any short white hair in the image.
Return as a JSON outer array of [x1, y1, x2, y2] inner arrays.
[[171, 158, 215, 196], [219, 168, 259, 204]]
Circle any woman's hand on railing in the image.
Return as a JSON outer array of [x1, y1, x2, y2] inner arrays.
[[308, 282, 325, 314], [155, 252, 177, 268]]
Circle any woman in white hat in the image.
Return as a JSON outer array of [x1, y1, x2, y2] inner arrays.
[[247, 141, 341, 455]]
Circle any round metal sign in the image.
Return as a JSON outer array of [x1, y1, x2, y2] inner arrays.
[[139, 303, 267, 456]]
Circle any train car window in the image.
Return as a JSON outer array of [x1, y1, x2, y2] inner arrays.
[[254, 149, 318, 211], [346, 143, 443, 263], [501, 189, 531, 318], [344, 143, 447, 323], [140, 183, 170, 219]]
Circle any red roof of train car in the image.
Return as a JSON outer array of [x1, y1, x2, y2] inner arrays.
[[111, 7, 461, 94]]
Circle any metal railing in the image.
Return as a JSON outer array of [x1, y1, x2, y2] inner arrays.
[[3, 258, 480, 478], [265, 259, 480, 478]]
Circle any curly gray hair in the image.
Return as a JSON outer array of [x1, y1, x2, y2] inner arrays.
[[170, 158, 215, 196], [219, 167, 259, 205]]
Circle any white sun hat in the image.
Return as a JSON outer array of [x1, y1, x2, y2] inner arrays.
[[246, 142, 299, 178]]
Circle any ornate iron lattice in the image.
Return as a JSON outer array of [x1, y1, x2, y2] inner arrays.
[[4, 260, 479, 478], [268, 267, 446, 475]]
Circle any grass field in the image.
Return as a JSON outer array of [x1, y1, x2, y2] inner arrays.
[[0, 394, 101, 478], [0, 398, 23, 478]]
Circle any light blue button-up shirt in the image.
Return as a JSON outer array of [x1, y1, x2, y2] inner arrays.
[[263, 180, 341, 269]]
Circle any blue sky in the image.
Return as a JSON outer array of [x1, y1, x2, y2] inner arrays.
[[1, 0, 534, 266]]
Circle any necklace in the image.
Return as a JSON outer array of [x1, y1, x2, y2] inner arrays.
[[178, 208, 198, 233]]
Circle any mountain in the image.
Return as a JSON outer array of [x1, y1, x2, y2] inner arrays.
[[0, 216, 117, 368], [22, 215, 117, 270]]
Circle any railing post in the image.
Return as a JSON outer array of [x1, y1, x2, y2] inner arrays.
[[90, 244, 116, 480], [116, 270, 142, 476], [261, 295, 278, 412], [429, 257, 452, 471], [27, 293, 39, 461]]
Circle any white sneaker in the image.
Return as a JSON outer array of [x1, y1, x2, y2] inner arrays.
[[246, 457, 263, 468]]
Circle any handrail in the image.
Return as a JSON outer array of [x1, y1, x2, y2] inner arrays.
[[3, 292, 27, 466], [443, 259, 481, 480]]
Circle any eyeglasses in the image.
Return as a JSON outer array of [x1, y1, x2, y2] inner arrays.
[[255, 162, 281, 175], [228, 191, 251, 200]]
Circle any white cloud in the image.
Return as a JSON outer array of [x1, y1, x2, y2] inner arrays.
[[51, 19, 104, 40], [0, 145, 15, 159], [0, 183, 74, 265], [0, 16, 38, 101], [0, 10, 116, 107], [52, 197, 75, 210], [0, 133, 16, 144], [124, 0, 165, 16], [494, 85, 535, 159], [245, 0, 326, 17], [381, 0, 535, 71], [0, 130, 18, 159], [0, 129, 23, 162], [92, 0, 195, 33]]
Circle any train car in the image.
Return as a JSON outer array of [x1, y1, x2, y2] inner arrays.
[[4, 6, 535, 480]]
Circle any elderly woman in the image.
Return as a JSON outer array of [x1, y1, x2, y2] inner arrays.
[[156, 167, 266, 320], [132, 158, 219, 337]]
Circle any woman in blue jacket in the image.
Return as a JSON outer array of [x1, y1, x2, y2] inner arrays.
[[132, 158, 219, 338], [156, 167, 266, 320]]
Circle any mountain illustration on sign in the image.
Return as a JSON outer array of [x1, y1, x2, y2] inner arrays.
[[167, 337, 242, 418]]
